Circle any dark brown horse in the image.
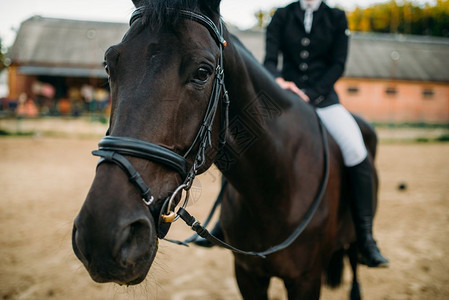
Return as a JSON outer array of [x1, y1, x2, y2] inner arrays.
[[72, 0, 379, 298]]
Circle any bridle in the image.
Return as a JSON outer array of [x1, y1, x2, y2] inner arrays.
[[92, 7, 229, 239], [92, 7, 330, 258]]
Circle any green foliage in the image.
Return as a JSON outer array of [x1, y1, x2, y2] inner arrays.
[[0, 129, 35, 137], [373, 122, 449, 129], [347, 0, 449, 37], [436, 134, 449, 142]]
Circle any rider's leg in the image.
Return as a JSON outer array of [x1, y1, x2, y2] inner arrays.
[[347, 157, 389, 267], [316, 104, 389, 268]]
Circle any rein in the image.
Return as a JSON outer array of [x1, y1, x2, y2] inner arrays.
[[175, 114, 330, 258], [92, 7, 329, 258]]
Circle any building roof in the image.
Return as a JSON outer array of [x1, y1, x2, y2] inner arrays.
[[345, 33, 449, 82], [7, 16, 128, 78], [7, 16, 449, 82]]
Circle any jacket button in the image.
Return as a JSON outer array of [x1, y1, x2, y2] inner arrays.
[[316, 96, 325, 104], [301, 37, 310, 46], [299, 63, 308, 71], [300, 50, 309, 59], [300, 75, 309, 82]]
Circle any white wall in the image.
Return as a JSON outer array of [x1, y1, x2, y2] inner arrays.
[[0, 70, 9, 98]]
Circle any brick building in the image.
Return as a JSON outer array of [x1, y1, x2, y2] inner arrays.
[[336, 33, 449, 123], [234, 28, 449, 124]]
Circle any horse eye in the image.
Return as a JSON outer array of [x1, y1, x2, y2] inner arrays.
[[193, 67, 211, 83]]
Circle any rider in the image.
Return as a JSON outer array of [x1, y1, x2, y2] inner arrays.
[[196, 0, 389, 268]]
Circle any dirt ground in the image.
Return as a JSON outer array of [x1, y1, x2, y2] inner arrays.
[[0, 136, 448, 300]]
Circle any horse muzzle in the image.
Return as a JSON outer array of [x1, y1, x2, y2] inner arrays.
[[72, 207, 158, 285]]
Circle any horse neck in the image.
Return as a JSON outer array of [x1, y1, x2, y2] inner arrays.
[[219, 35, 323, 201]]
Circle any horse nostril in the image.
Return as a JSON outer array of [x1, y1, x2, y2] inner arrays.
[[115, 220, 152, 267]]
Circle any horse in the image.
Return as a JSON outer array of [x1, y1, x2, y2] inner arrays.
[[72, 0, 379, 298]]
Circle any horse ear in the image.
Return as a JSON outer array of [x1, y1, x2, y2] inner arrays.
[[132, 0, 147, 8]]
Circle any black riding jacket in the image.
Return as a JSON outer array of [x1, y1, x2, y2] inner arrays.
[[263, 1, 349, 107]]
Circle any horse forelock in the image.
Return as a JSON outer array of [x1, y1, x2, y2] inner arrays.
[[136, 0, 201, 31], [133, 0, 221, 32]]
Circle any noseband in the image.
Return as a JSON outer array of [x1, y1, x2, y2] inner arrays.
[[92, 7, 229, 238]]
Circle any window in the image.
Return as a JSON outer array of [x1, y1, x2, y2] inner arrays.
[[385, 87, 397, 96], [347, 86, 359, 95], [422, 88, 434, 99]]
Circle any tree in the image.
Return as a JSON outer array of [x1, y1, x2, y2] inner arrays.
[[254, 8, 276, 29], [254, 1, 448, 36], [347, 0, 449, 37]]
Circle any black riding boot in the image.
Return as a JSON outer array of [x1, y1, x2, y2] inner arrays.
[[193, 220, 224, 248], [348, 157, 389, 268]]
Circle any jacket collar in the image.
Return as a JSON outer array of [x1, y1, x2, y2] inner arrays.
[[299, 0, 322, 11], [293, 1, 327, 33], [293, 1, 305, 24]]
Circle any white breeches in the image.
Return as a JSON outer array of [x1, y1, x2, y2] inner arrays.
[[316, 104, 367, 167]]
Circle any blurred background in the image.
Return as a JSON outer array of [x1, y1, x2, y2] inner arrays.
[[0, 1, 448, 299], [0, 0, 448, 139]]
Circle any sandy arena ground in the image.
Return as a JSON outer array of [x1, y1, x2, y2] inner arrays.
[[0, 136, 448, 300]]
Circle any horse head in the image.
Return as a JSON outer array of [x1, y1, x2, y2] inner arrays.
[[72, 0, 226, 285]]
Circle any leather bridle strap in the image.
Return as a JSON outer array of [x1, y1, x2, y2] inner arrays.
[[98, 6, 329, 257], [130, 7, 227, 48], [165, 179, 228, 246], [92, 7, 228, 239], [94, 136, 188, 178], [177, 207, 265, 258], [174, 114, 330, 258], [178, 10, 227, 47], [93, 150, 155, 205]]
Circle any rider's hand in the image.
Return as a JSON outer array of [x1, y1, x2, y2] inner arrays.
[[275, 77, 310, 102]]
